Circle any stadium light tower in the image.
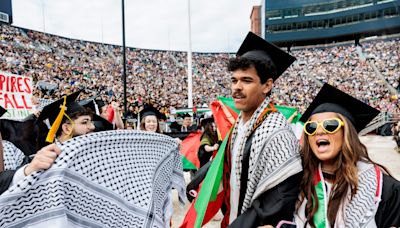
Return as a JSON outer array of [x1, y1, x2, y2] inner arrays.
[[187, 0, 193, 108]]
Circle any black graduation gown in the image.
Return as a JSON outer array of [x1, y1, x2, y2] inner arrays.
[[225, 119, 301, 228], [0, 116, 37, 156], [229, 172, 302, 228], [187, 125, 198, 132], [0, 170, 17, 195], [375, 174, 400, 227], [0, 156, 31, 195]]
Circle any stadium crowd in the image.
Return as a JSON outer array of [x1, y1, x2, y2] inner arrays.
[[1, 24, 399, 120]]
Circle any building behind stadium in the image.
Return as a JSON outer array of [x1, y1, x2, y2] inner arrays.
[[251, 0, 400, 47]]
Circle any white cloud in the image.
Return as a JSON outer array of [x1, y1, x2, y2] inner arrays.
[[12, 0, 261, 52]]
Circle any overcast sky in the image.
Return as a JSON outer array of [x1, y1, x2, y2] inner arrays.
[[12, 0, 261, 52]]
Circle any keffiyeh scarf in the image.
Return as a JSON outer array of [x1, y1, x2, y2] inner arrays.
[[2, 140, 25, 170], [38, 98, 54, 111], [295, 161, 383, 227], [230, 97, 302, 213], [0, 130, 186, 228]]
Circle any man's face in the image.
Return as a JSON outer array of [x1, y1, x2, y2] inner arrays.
[[183, 117, 192, 127], [72, 115, 95, 136], [231, 66, 272, 116]]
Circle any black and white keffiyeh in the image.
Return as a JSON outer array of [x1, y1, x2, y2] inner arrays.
[[0, 130, 186, 228], [342, 162, 382, 227], [38, 98, 53, 111], [2, 140, 25, 170], [230, 97, 302, 213], [295, 161, 383, 227]]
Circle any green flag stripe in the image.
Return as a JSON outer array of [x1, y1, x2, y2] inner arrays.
[[275, 105, 300, 122], [193, 131, 230, 228], [314, 181, 327, 228], [182, 157, 197, 170], [217, 96, 303, 123], [217, 96, 240, 114]]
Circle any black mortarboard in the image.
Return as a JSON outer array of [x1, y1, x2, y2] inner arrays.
[[79, 98, 113, 132], [91, 114, 113, 132], [36, 90, 88, 143], [79, 98, 97, 114], [0, 106, 7, 117], [140, 106, 166, 121], [78, 95, 105, 115], [200, 117, 214, 128], [236, 32, 296, 80], [37, 90, 82, 124], [300, 83, 380, 132], [179, 113, 192, 118], [96, 99, 106, 109]]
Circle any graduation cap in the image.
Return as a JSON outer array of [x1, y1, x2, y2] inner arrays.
[[236, 32, 296, 80], [139, 106, 166, 121], [168, 121, 181, 132], [79, 97, 113, 132], [36, 90, 88, 143], [299, 83, 380, 132], [0, 105, 6, 117], [37, 90, 82, 124], [179, 113, 192, 119], [200, 117, 214, 128], [90, 114, 114, 132], [78, 95, 105, 115], [95, 99, 106, 110]]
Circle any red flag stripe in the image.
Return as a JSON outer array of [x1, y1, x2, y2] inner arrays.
[[180, 131, 202, 169]]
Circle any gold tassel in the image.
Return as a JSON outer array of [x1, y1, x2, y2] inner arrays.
[[45, 96, 67, 143]]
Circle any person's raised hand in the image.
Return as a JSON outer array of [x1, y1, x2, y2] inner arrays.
[[24, 144, 61, 176], [213, 144, 219, 151]]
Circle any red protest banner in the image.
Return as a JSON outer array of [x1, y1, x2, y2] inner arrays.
[[0, 71, 33, 119]]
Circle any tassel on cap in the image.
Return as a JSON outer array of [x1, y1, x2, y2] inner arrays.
[[45, 96, 67, 143]]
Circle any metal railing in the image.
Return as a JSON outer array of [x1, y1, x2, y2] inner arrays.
[[359, 112, 400, 136], [359, 112, 387, 135]]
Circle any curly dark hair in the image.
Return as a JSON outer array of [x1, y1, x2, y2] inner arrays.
[[227, 56, 277, 84]]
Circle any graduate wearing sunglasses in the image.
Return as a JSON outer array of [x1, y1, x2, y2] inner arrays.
[[294, 83, 400, 227]]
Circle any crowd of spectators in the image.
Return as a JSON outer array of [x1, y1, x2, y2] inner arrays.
[[1, 24, 399, 120], [275, 41, 400, 114]]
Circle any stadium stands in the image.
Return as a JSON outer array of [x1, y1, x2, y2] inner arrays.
[[0, 24, 399, 118]]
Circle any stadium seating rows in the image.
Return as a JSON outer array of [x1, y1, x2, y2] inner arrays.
[[0, 24, 398, 117]]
